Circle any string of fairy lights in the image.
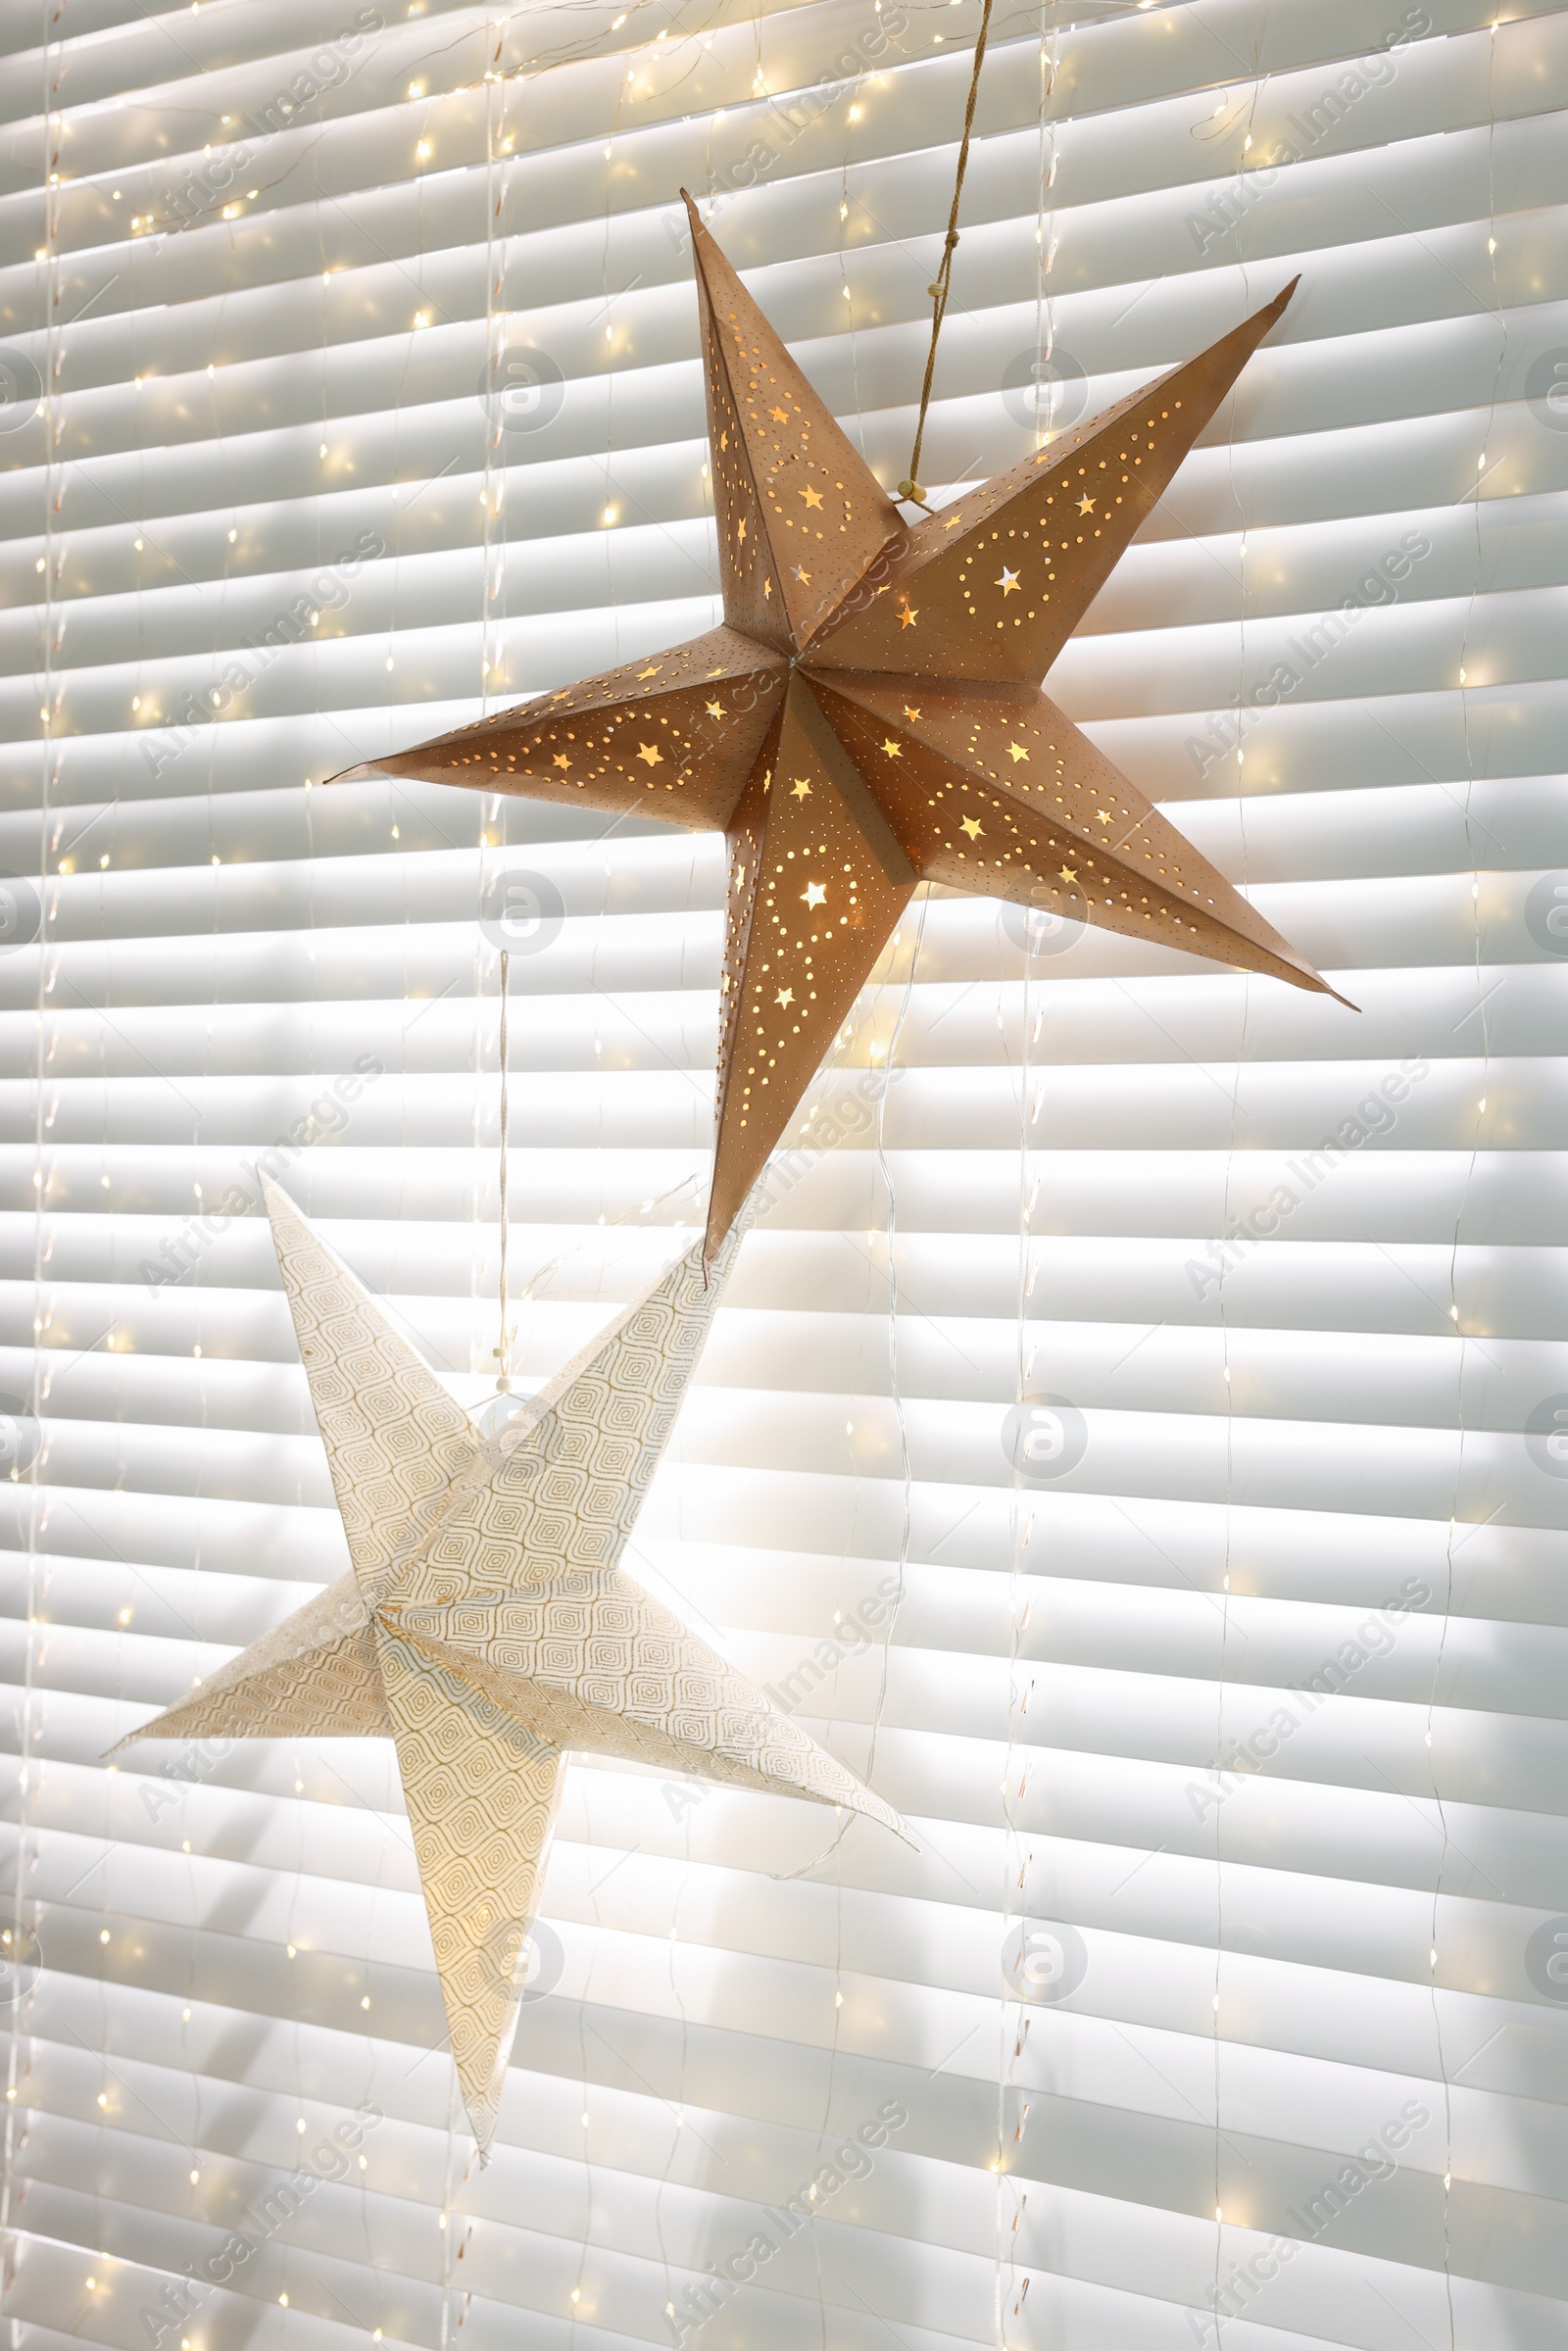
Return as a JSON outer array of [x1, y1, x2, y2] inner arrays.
[[0, 0, 1559, 2344]]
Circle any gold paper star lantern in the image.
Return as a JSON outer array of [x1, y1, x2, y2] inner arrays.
[[116, 1183, 908, 2155], [338, 195, 1346, 1264]]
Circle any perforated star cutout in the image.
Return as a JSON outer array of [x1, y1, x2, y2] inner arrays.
[[338, 193, 1346, 1263]]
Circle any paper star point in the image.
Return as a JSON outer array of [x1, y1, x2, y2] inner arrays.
[[336, 214, 1339, 1265]]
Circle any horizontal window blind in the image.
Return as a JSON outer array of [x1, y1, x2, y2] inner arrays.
[[2, 0, 1566, 2345]]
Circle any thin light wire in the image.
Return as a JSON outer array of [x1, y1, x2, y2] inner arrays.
[[1001, 955, 1034, 2351], [1428, 26, 1508, 2349], [1001, 29, 1060, 2334], [440, 11, 515, 2319], [496, 948, 513, 1392], [4, 0, 61, 2256], [807, 896, 930, 2351], [1210, 25, 1269, 2326]]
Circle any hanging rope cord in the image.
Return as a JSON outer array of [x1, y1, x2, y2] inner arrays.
[[899, 0, 997, 506]]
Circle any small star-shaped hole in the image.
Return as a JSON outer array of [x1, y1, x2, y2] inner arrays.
[[802, 881, 827, 907], [1006, 743, 1029, 763], [791, 778, 812, 799], [775, 985, 795, 1006], [960, 816, 983, 840], [636, 744, 663, 767], [706, 701, 727, 718], [1078, 495, 1096, 514], [800, 486, 823, 510], [996, 567, 1020, 596], [882, 738, 904, 758]]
